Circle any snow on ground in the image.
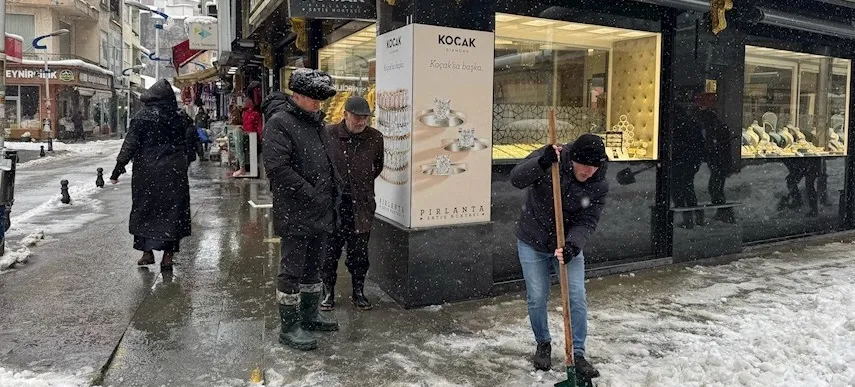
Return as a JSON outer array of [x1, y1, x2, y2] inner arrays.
[[6, 140, 121, 167], [265, 242, 855, 386], [6, 181, 107, 240], [0, 366, 91, 387]]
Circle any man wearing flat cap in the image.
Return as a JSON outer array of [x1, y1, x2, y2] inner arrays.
[[261, 68, 341, 351], [320, 96, 384, 312], [510, 133, 609, 379]]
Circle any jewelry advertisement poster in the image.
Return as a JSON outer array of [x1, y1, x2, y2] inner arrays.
[[374, 25, 414, 227], [411, 24, 494, 227]]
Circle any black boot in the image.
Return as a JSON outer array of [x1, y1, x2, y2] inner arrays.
[[300, 289, 339, 331], [351, 277, 373, 310], [278, 302, 317, 351], [320, 281, 335, 311], [532, 341, 551, 371], [575, 355, 600, 379]]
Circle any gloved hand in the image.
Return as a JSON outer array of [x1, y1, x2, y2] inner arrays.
[[565, 243, 581, 260], [537, 144, 560, 169], [110, 165, 126, 182]]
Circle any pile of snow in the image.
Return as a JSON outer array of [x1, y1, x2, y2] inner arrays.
[[184, 15, 217, 25], [0, 230, 45, 271], [0, 366, 91, 386], [8, 181, 106, 239]]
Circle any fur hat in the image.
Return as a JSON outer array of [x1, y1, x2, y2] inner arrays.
[[288, 68, 336, 100]]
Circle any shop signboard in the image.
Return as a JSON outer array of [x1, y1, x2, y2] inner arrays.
[[188, 21, 218, 51], [5, 67, 75, 82], [374, 24, 414, 227], [287, 0, 375, 20], [409, 24, 494, 227], [79, 72, 112, 89]]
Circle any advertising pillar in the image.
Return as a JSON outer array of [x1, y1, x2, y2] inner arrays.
[[374, 24, 494, 228]]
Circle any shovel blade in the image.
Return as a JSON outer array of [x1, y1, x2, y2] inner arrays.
[[554, 366, 579, 387], [615, 168, 636, 185]]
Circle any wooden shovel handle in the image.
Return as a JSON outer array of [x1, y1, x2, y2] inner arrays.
[[548, 109, 575, 367]]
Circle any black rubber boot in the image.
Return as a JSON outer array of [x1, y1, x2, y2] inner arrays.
[[278, 303, 317, 351], [320, 282, 335, 311], [532, 341, 551, 371], [575, 355, 600, 379], [351, 277, 373, 310], [300, 290, 339, 331]]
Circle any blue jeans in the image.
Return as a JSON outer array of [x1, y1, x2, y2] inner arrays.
[[518, 239, 587, 356]]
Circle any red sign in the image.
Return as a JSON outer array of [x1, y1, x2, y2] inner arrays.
[[5, 34, 23, 63], [171, 40, 204, 70]]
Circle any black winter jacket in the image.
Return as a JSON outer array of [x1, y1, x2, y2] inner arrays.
[[511, 144, 609, 256], [112, 79, 197, 241], [262, 93, 340, 236]]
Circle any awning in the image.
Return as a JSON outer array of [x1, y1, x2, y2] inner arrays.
[[75, 86, 113, 99], [75, 86, 96, 97], [172, 40, 205, 71], [173, 67, 219, 87]]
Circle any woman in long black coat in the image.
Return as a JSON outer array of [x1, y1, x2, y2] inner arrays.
[[110, 79, 198, 270]]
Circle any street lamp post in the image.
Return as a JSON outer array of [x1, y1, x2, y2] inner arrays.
[[32, 29, 70, 151], [125, 1, 169, 80], [121, 65, 146, 138]]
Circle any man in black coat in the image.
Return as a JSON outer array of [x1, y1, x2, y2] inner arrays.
[[510, 134, 609, 379], [320, 96, 384, 311], [262, 68, 340, 351], [110, 79, 197, 270]]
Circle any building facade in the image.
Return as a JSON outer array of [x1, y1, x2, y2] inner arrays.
[[5, 0, 118, 139], [231, 0, 855, 308]]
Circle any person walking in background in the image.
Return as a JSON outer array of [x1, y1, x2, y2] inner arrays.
[[233, 82, 263, 177], [194, 107, 210, 131], [110, 79, 198, 271], [510, 134, 609, 380], [320, 96, 383, 311], [262, 69, 340, 351], [72, 111, 85, 142]]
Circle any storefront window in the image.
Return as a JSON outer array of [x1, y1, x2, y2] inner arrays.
[[5, 98, 18, 129], [3, 86, 40, 130], [319, 24, 377, 125], [743, 46, 850, 158], [20, 86, 40, 126], [493, 14, 662, 161]]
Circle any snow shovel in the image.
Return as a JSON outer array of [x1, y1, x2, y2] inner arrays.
[[547, 110, 589, 387], [615, 164, 656, 185]]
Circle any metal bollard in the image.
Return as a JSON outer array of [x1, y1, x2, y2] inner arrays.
[[40, 146, 45, 158], [61, 180, 71, 204], [96, 168, 105, 188]]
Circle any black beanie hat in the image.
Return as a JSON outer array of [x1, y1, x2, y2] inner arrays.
[[288, 68, 337, 100], [568, 134, 608, 167]]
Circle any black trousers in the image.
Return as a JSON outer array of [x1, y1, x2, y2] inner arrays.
[[321, 198, 371, 284], [278, 233, 327, 294]]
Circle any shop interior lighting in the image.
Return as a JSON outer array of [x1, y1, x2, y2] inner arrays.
[[557, 23, 588, 31], [495, 14, 520, 22], [590, 27, 620, 34], [522, 19, 558, 27], [620, 31, 650, 37], [495, 39, 515, 45]]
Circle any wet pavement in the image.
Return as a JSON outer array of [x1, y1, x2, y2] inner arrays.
[[2, 144, 854, 386]]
